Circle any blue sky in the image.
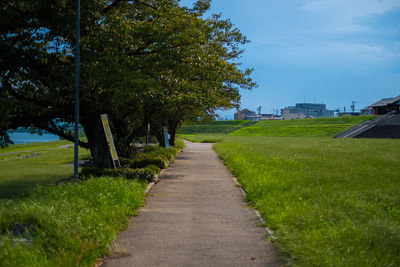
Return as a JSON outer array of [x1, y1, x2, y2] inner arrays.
[[180, 0, 400, 118]]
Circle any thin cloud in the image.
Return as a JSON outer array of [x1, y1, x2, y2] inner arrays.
[[299, 0, 400, 33]]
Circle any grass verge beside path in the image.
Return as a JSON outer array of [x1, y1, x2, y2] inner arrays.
[[0, 177, 147, 267], [230, 116, 375, 137], [181, 134, 400, 266]]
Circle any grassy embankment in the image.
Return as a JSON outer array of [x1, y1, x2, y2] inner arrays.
[[178, 120, 251, 143], [179, 120, 250, 134], [180, 117, 400, 266], [0, 139, 182, 266], [181, 116, 374, 143], [230, 116, 375, 137]]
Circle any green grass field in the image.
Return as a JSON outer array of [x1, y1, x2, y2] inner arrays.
[[178, 120, 250, 134], [230, 116, 375, 137], [180, 117, 400, 266], [0, 140, 91, 199], [0, 177, 146, 267]]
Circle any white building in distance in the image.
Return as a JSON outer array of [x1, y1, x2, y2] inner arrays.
[[281, 103, 334, 120]]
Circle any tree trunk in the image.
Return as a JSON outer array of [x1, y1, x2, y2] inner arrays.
[[152, 127, 165, 147], [168, 119, 180, 147], [82, 117, 112, 168], [169, 126, 177, 146]]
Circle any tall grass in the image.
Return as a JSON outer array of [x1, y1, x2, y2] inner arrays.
[[0, 177, 147, 267], [213, 136, 400, 266]]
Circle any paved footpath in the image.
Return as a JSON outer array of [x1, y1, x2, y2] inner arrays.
[[102, 142, 281, 267]]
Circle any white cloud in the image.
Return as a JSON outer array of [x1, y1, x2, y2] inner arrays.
[[327, 41, 398, 60], [301, 0, 400, 15], [247, 38, 399, 70], [299, 0, 400, 33]]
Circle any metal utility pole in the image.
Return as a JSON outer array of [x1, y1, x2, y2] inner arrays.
[[74, 0, 80, 181], [351, 101, 356, 113]]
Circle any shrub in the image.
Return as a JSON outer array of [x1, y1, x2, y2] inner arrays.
[[128, 155, 169, 169], [144, 165, 161, 175], [118, 157, 131, 167], [121, 168, 158, 183], [142, 146, 180, 162], [80, 166, 106, 177], [82, 142, 182, 181], [143, 145, 155, 153], [80, 167, 157, 183], [174, 139, 185, 149]]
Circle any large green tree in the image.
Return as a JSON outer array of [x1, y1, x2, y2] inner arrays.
[[0, 0, 255, 167], [143, 11, 255, 146]]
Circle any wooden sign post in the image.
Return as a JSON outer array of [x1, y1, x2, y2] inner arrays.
[[101, 114, 121, 168]]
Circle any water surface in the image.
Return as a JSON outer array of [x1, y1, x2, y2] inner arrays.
[[9, 132, 60, 144]]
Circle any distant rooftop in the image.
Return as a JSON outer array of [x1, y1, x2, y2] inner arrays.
[[239, 108, 255, 114], [370, 95, 400, 107]]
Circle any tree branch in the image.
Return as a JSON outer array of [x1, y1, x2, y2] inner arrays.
[[1, 1, 29, 15], [102, 0, 157, 15], [126, 41, 195, 57], [43, 123, 90, 149]]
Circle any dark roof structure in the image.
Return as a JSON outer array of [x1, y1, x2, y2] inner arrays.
[[369, 94, 400, 115], [261, 114, 273, 118], [239, 108, 255, 114], [370, 95, 400, 107]]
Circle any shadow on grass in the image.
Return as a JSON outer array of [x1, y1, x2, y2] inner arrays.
[[0, 174, 68, 200]]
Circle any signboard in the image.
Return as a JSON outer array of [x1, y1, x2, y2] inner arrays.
[[146, 123, 150, 144], [100, 114, 121, 168], [163, 126, 170, 149]]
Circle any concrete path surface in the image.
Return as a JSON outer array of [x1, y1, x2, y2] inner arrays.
[[102, 142, 281, 267]]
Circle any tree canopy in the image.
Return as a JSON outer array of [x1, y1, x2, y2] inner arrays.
[[0, 0, 256, 167]]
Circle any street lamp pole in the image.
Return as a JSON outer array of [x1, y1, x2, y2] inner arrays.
[[74, 0, 80, 181]]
